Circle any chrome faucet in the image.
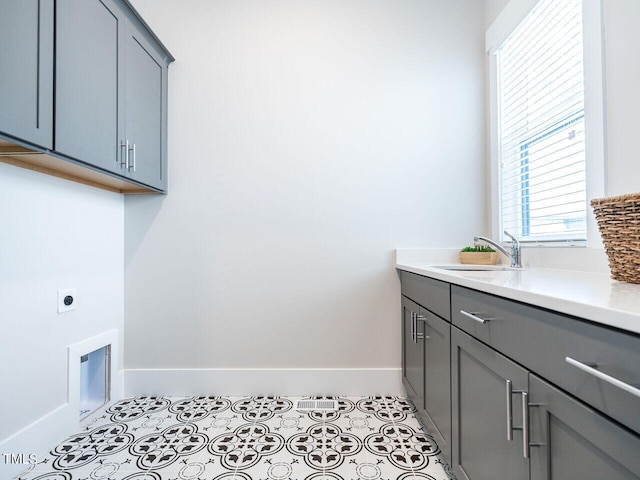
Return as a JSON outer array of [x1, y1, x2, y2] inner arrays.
[[474, 231, 522, 268]]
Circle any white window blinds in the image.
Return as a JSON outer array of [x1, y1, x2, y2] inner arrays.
[[497, 0, 586, 243]]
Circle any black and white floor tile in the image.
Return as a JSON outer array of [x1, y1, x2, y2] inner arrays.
[[15, 396, 456, 480]]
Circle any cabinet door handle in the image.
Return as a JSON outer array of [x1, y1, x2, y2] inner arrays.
[[411, 311, 416, 343], [415, 314, 429, 340], [506, 379, 527, 448], [506, 379, 513, 441], [460, 310, 491, 325], [527, 401, 545, 451], [565, 356, 640, 398], [128, 143, 136, 172], [119, 140, 127, 167], [522, 391, 529, 459]]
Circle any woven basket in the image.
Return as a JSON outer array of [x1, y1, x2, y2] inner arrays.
[[591, 192, 640, 284]]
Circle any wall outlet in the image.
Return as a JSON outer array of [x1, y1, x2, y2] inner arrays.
[[58, 289, 77, 314]]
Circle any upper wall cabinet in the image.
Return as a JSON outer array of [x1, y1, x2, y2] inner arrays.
[[123, 20, 169, 190], [56, 0, 124, 175], [0, 0, 54, 149], [55, 0, 172, 192], [0, 0, 173, 194]]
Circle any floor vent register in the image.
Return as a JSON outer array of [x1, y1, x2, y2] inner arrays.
[[295, 399, 339, 411]]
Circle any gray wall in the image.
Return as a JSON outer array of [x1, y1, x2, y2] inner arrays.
[[125, 0, 487, 374]]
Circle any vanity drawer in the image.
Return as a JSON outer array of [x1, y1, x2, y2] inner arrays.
[[451, 285, 640, 434], [401, 271, 450, 321]]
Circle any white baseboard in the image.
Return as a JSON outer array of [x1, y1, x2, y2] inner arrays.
[[124, 368, 404, 397], [0, 368, 124, 479]]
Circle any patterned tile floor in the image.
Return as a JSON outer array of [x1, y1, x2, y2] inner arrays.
[[14, 396, 456, 480]]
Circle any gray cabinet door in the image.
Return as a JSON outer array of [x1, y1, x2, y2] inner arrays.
[[124, 23, 168, 190], [422, 310, 451, 465], [0, 0, 53, 148], [55, 0, 125, 174], [529, 375, 640, 480], [451, 327, 529, 480], [402, 296, 424, 409]]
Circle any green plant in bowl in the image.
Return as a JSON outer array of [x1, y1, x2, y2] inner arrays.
[[459, 245, 498, 265], [461, 246, 496, 252]]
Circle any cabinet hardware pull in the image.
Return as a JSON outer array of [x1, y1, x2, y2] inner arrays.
[[128, 143, 136, 172], [411, 311, 416, 343], [522, 392, 529, 459], [506, 379, 527, 447], [565, 356, 640, 398], [460, 310, 490, 325], [415, 315, 428, 340], [506, 379, 513, 441], [526, 402, 545, 449], [119, 140, 127, 167]]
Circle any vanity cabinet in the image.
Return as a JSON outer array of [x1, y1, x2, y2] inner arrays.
[[402, 296, 424, 409], [401, 271, 450, 322], [529, 375, 640, 480], [421, 309, 451, 464], [450, 284, 640, 479], [400, 271, 640, 480], [451, 285, 640, 435], [451, 328, 529, 480], [450, 324, 640, 480], [400, 272, 452, 464], [0, 0, 54, 149], [56, 0, 170, 191]]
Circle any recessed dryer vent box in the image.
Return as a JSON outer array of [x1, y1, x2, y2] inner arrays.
[[79, 345, 110, 419]]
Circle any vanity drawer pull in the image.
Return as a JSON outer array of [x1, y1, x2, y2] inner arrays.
[[460, 310, 491, 325], [565, 357, 640, 398]]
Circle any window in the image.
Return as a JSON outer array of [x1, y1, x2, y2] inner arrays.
[[487, 0, 605, 246]]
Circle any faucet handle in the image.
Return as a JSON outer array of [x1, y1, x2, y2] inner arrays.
[[503, 230, 519, 245], [503, 231, 522, 268]]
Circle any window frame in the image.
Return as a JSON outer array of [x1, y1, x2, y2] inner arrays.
[[486, 0, 607, 248]]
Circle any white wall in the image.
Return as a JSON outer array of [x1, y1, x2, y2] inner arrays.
[[0, 164, 124, 464], [484, 0, 509, 30], [125, 0, 486, 385], [603, 0, 640, 197]]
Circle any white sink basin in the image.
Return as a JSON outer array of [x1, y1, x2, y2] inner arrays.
[[431, 264, 523, 272]]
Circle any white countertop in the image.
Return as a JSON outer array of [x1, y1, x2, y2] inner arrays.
[[396, 261, 640, 335]]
